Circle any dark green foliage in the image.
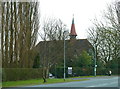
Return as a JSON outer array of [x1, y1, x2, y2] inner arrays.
[[75, 51, 92, 67], [50, 51, 94, 77], [73, 67, 94, 76], [50, 67, 93, 77], [50, 67, 67, 78], [106, 59, 119, 69], [33, 54, 40, 68], [2, 68, 42, 82], [55, 68, 64, 78], [105, 59, 119, 75]]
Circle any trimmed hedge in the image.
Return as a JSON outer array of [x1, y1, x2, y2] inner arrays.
[[2, 67, 118, 81], [50, 67, 118, 78], [2, 68, 43, 82], [72, 67, 93, 76], [51, 67, 94, 78]]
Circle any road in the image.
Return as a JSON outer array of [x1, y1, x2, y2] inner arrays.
[[3, 76, 119, 89], [30, 76, 119, 87]]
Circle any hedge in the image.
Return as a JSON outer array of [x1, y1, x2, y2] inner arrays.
[[2, 68, 43, 82], [2, 67, 118, 81], [50, 67, 118, 78], [50, 67, 94, 78]]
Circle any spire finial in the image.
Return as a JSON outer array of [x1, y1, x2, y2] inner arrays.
[[72, 14, 74, 24]]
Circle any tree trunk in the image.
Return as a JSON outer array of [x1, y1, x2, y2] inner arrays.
[[42, 67, 47, 83], [46, 66, 50, 78], [4, 2, 9, 67], [9, 2, 14, 66]]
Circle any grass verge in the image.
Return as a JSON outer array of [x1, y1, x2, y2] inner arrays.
[[70, 75, 107, 78], [2, 78, 89, 87]]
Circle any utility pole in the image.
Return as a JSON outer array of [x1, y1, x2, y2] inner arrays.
[[63, 31, 66, 81]]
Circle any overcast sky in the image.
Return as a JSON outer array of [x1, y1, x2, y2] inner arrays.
[[40, 0, 115, 39]]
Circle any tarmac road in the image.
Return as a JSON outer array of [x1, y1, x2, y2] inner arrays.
[[30, 76, 119, 87], [2, 76, 119, 89]]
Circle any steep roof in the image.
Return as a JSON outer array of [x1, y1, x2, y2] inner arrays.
[[66, 39, 93, 54], [36, 39, 93, 55], [70, 17, 77, 36]]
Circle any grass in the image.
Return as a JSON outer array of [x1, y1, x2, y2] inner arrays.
[[3, 75, 108, 87], [0, 83, 1, 87], [71, 76, 94, 78], [2, 78, 89, 87], [70, 75, 107, 78]]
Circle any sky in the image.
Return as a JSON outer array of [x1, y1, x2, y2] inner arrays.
[[39, 0, 115, 39], [0, 0, 116, 47]]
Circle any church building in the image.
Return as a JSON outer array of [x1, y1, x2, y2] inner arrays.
[[35, 16, 93, 68]]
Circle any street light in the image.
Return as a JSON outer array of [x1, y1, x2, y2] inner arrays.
[[94, 44, 97, 77], [63, 31, 67, 81]]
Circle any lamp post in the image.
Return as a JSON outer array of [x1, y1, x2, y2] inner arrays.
[[94, 44, 97, 77], [63, 31, 66, 81]]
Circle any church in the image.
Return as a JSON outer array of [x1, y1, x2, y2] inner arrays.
[[34, 17, 93, 71]]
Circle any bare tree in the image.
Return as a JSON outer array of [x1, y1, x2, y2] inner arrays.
[[40, 18, 69, 41], [116, 1, 120, 24], [87, 2, 120, 70], [87, 19, 103, 65], [1, 1, 40, 68], [0, 10, 1, 85], [37, 17, 69, 82]]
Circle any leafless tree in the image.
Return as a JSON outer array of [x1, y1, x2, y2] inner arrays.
[[87, 19, 103, 65], [0, 2, 1, 68], [1, 1, 40, 68], [87, 2, 120, 68], [37, 17, 69, 82], [116, 1, 120, 24]]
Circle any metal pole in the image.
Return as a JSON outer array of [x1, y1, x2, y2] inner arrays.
[[94, 45, 96, 77], [63, 31, 66, 81], [55, 64, 56, 78]]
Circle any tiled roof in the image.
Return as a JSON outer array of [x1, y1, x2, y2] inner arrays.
[[36, 39, 93, 54]]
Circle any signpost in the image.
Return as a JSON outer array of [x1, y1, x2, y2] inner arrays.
[[68, 67, 72, 74]]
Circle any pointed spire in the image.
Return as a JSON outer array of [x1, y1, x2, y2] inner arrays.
[[72, 14, 74, 24], [70, 15, 77, 39]]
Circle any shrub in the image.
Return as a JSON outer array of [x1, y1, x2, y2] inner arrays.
[[2, 68, 43, 82]]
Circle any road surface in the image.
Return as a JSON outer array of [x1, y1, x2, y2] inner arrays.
[[30, 76, 119, 87], [2, 76, 119, 89]]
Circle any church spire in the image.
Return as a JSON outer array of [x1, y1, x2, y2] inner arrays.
[[70, 15, 77, 39]]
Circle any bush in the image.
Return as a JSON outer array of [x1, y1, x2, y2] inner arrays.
[[2, 68, 43, 82], [51, 67, 94, 78], [73, 67, 93, 76]]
